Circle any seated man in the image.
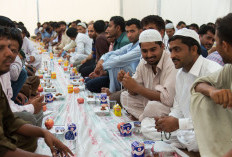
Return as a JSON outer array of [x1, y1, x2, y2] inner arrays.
[[86, 18, 141, 93], [19, 25, 42, 70], [141, 28, 221, 152], [0, 27, 44, 126], [79, 21, 109, 77], [190, 13, 232, 157], [77, 22, 87, 34], [9, 29, 27, 100], [0, 25, 73, 157], [198, 24, 215, 57], [65, 27, 92, 69], [120, 29, 177, 121], [53, 21, 71, 54]]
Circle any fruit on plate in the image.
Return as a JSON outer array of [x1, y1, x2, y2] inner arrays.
[[45, 118, 54, 130], [77, 98, 84, 104]]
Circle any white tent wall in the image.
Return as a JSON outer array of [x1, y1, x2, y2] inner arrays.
[[0, 0, 231, 36], [0, 0, 120, 36], [160, 0, 231, 27], [0, 0, 37, 35], [122, 0, 158, 20]]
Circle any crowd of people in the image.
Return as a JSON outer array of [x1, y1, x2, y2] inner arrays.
[[0, 12, 231, 157]]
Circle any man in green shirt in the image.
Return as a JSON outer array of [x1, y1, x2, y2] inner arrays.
[[0, 26, 73, 157], [190, 13, 232, 157], [107, 16, 130, 51]]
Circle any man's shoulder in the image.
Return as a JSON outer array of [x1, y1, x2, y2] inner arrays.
[[202, 57, 222, 73]]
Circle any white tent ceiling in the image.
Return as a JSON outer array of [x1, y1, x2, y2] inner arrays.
[[0, 0, 231, 35]]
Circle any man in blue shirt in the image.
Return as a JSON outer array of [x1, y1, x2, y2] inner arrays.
[[198, 24, 215, 57], [86, 18, 142, 93]]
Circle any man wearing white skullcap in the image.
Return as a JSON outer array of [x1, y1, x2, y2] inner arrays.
[[165, 23, 175, 39], [141, 28, 221, 152], [77, 22, 87, 34], [120, 29, 177, 122]]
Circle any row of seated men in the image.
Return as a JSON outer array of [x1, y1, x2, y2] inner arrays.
[[51, 15, 230, 157], [0, 16, 73, 156], [0, 13, 231, 156]]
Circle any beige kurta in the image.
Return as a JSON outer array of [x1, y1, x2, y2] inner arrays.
[[190, 64, 232, 157], [53, 30, 71, 54], [121, 51, 178, 121]]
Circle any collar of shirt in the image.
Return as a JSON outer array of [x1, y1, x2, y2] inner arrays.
[[188, 55, 204, 77], [142, 50, 167, 73], [116, 31, 126, 44], [129, 40, 139, 51]]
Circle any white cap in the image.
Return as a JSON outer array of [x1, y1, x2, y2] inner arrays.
[[174, 28, 200, 44], [165, 23, 174, 29], [139, 29, 162, 43], [77, 22, 87, 29], [39, 27, 43, 32]]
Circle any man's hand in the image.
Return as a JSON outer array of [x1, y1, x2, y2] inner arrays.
[[224, 148, 232, 157], [81, 59, 87, 65], [15, 93, 28, 105], [209, 89, 232, 108], [117, 70, 126, 82], [95, 60, 104, 74], [43, 130, 74, 157], [155, 116, 179, 132], [67, 48, 75, 53], [31, 95, 47, 114], [122, 72, 139, 92], [89, 72, 101, 79]]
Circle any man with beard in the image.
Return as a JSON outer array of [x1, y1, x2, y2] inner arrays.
[[141, 28, 221, 152], [120, 29, 177, 121], [198, 24, 215, 57], [0, 26, 73, 157], [190, 13, 232, 157]]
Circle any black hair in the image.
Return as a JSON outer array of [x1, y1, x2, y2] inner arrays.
[[165, 19, 172, 24], [0, 26, 10, 39], [66, 27, 78, 38], [18, 25, 27, 35], [72, 21, 77, 25], [216, 13, 232, 45], [0, 16, 15, 28], [207, 22, 215, 29], [189, 23, 199, 31], [9, 28, 23, 51], [110, 16, 125, 32], [126, 18, 141, 29], [141, 15, 165, 31], [93, 20, 105, 34], [76, 20, 81, 24], [168, 35, 201, 55], [45, 26, 52, 33], [59, 21, 66, 26], [54, 22, 61, 29], [198, 24, 215, 35], [177, 21, 186, 27]]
